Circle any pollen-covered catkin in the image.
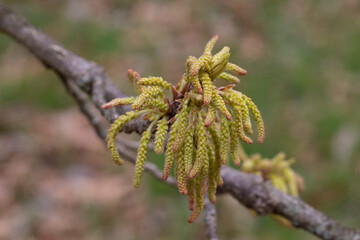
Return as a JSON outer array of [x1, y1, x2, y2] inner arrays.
[[207, 146, 217, 203], [132, 86, 163, 110], [185, 56, 197, 83], [217, 72, 240, 84], [138, 77, 171, 89], [210, 46, 230, 78], [233, 105, 253, 144], [189, 73, 203, 93], [184, 124, 195, 175], [229, 122, 241, 166], [283, 169, 298, 196], [242, 94, 265, 143], [188, 193, 203, 223], [205, 123, 223, 185], [127, 69, 144, 94], [175, 147, 187, 194], [101, 97, 135, 109], [134, 128, 152, 187], [189, 115, 207, 178], [191, 54, 212, 76], [190, 54, 212, 93], [207, 123, 221, 151], [219, 115, 230, 164], [173, 102, 190, 151], [203, 34, 218, 55], [204, 105, 216, 127], [239, 97, 253, 135], [107, 111, 140, 165], [212, 86, 232, 120], [154, 117, 169, 154], [140, 98, 168, 112], [269, 174, 288, 193], [225, 62, 247, 76], [228, 90, 253, 135], [188, 170, 205, 223], [200, 72, 213, 105], [162, 117, 179, 180], [187, 177, 196, 211]]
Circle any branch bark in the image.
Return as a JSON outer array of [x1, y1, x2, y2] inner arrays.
[[204, 196, 218, 240], [1, 3, 359, 240]]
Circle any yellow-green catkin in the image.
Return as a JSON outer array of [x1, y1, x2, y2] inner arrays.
[[210, 46, 230, 78], [132, 86, 163, 110], [269, 174, 288, 193], [189, 92, 203, 104], [134, 128, 152, 188], [272, 152, 286, 165], [188, 168, 206, 223], [202, 143, 210, 175], [207, 146, 217, 203], [217, 72, 240, 84], [138, 77, 171, 89], [140, 98, 168, 112], [225, 62, 247, 76], [187, 177, 196, 211], [228, 90, 253, 135], [186, 56, 197, 82], [102, 97, 135, 109], [206, 123, 223, 185], [212, 86, 232, 120], [239, 96, 253, 135], [203, 34, 218, 55], [176, 147, 188, 195], [204, 105, 216, 127], [107, 111, 140, 165], [242, 94, 265, 143], [184, 124, 195, 175], [162, 117, 179, 180], [283, 169, 298, 196], [189, 115, 207, 178], [214, 155, 223, 186], [191, 54, 212, 76], [219, 115, 230, 164], [189, 73, 203, 93], [200, 72, 213, 105], [233, 105, 253, 144], [189, 54, 211, 94], [127, 69, 144, 94], [229, 122, 241, 166], [173, 102, 190, 151], [154, 117, 169, 154], [207, 123, 221, 152]]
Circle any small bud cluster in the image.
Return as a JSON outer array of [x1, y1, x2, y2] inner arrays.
[[242, 152, 304, 227], [103, 36, 266, 223]]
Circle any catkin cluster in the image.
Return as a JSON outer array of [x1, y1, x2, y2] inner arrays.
[[242, 152, 304, 227], [103, 35, 266, 223]]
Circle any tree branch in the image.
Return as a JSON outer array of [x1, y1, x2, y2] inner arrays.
[[1, 3, 359, 240], [204, 196, 218, 240]]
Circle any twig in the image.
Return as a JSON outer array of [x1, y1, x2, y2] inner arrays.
[[1, 3, 360, 239], [220, 167, 360, 240], [204, 196, 218, 240]]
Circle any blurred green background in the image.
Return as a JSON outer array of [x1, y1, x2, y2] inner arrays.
[[0, 0, 359, 239]]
